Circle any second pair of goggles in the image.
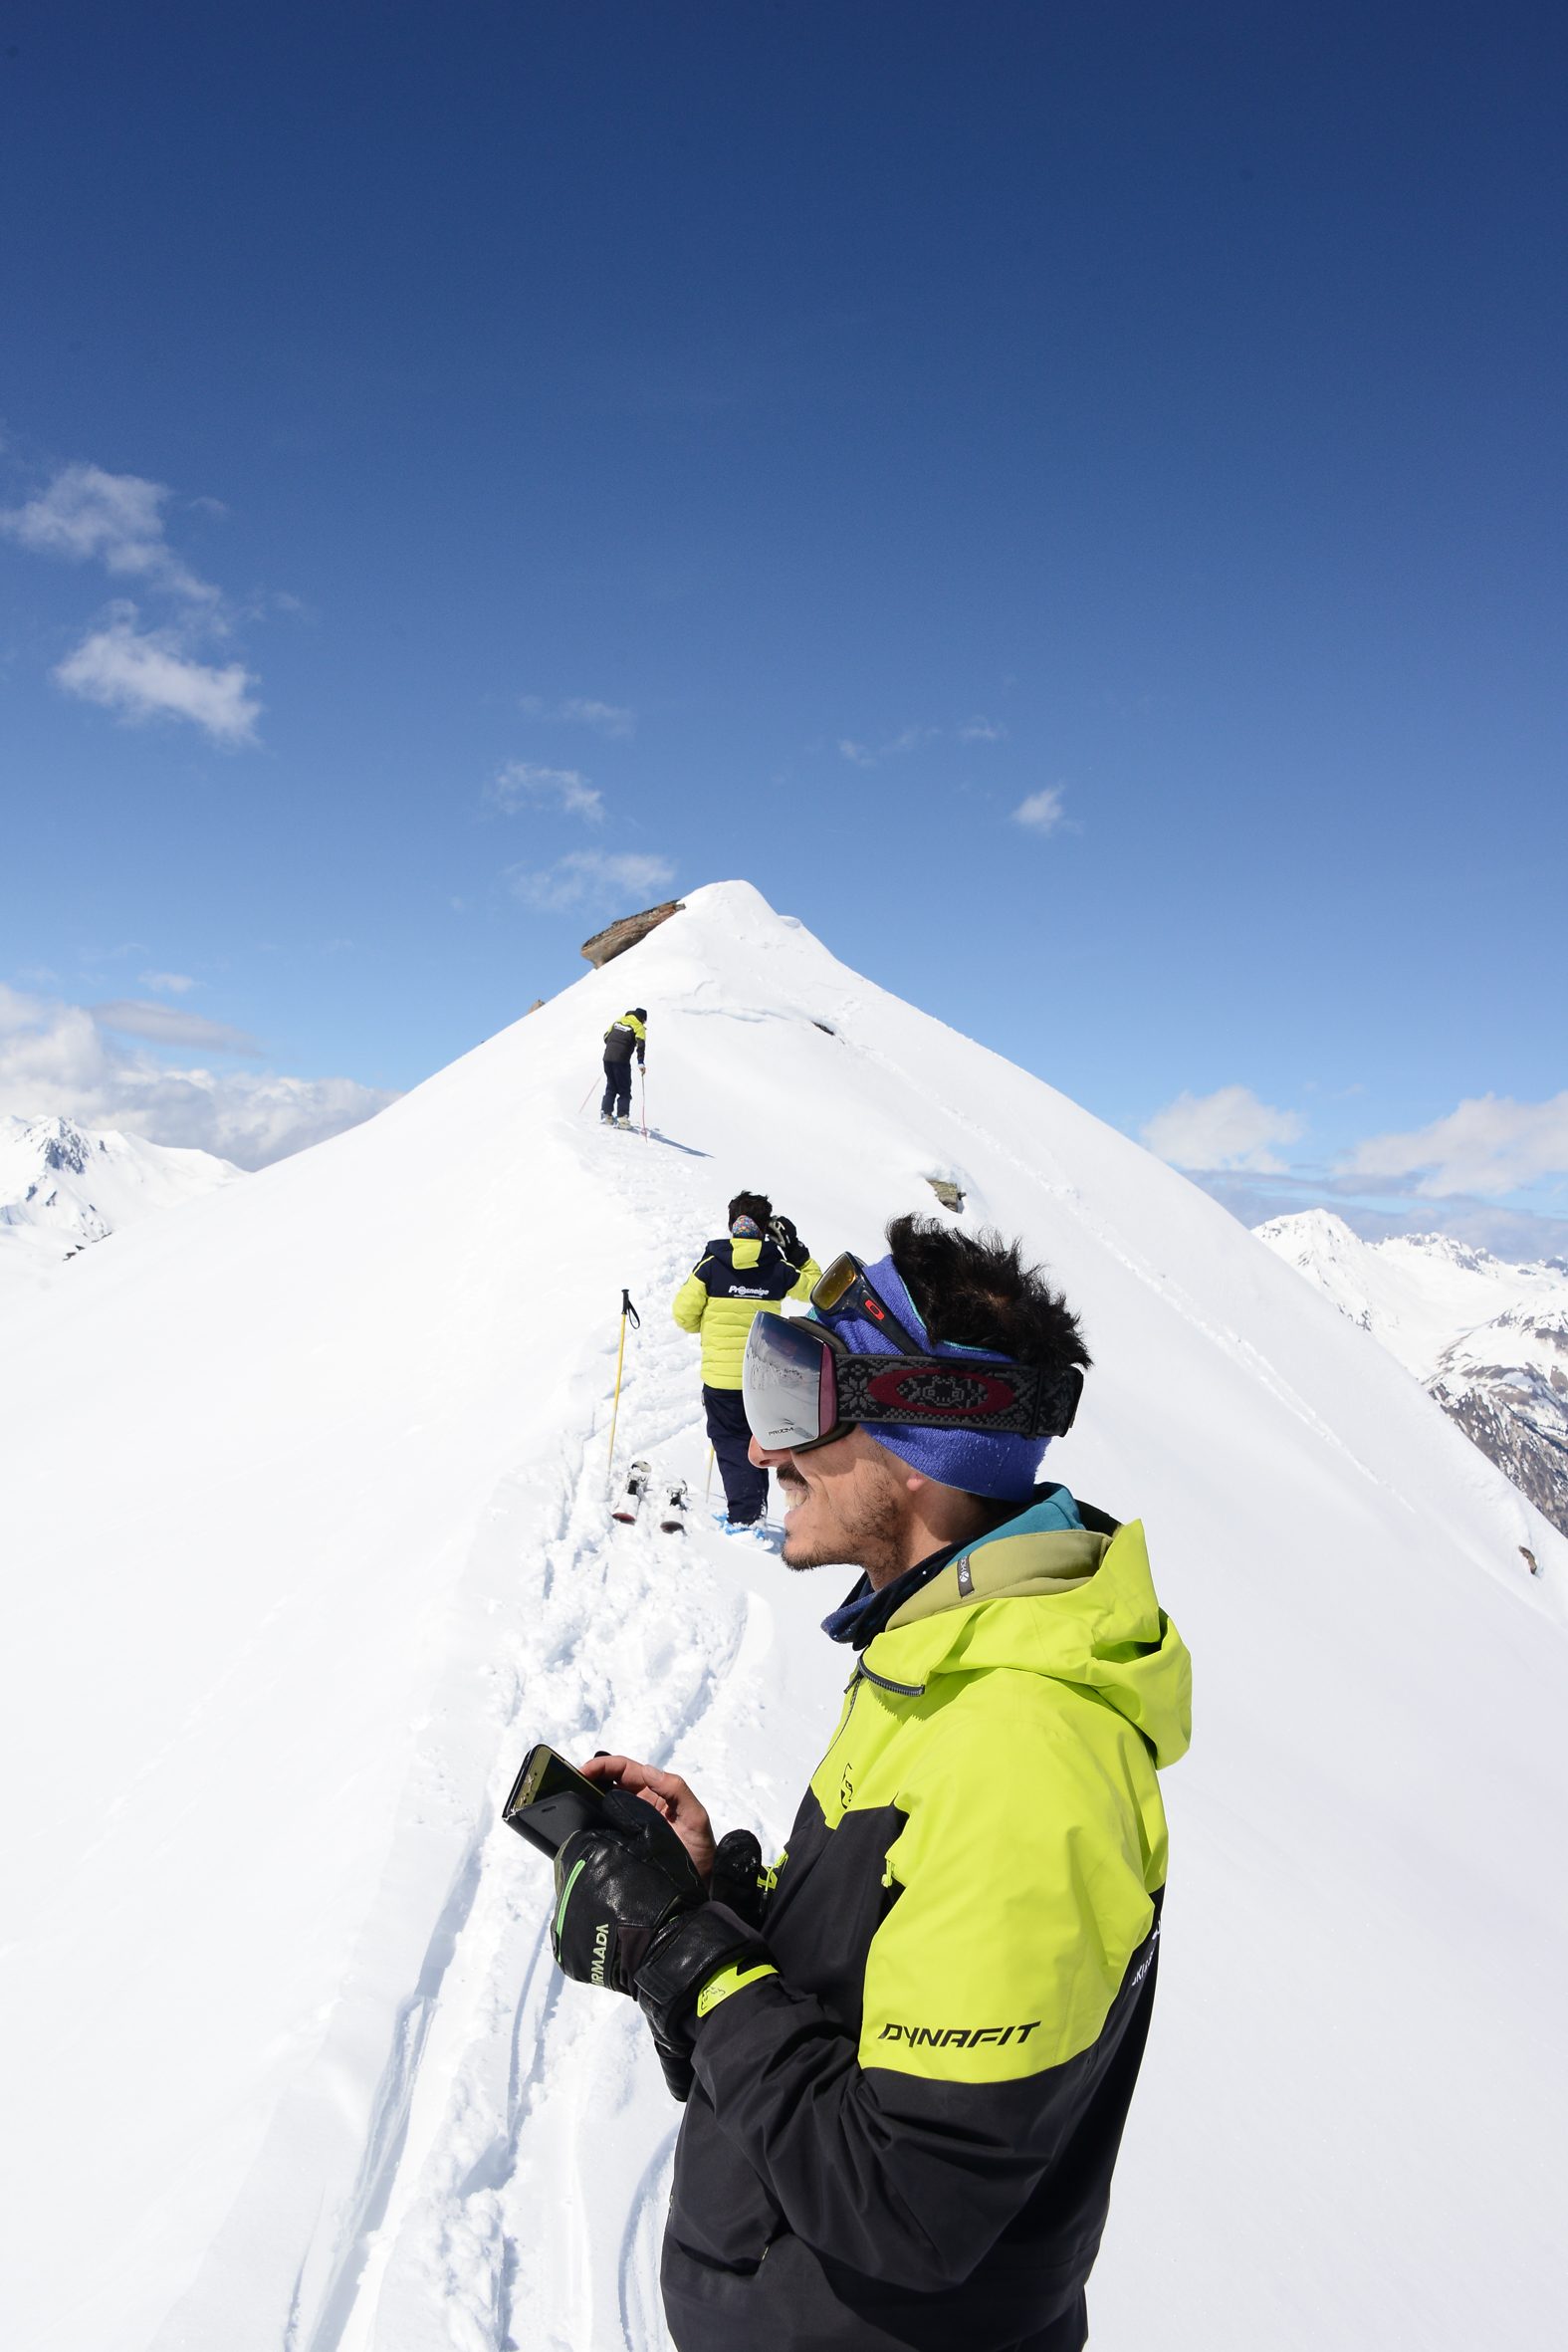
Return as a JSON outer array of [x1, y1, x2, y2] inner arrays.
[[741, 1251, 1083, 1453]]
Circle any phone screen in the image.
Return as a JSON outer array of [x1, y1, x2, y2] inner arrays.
[[503, 1743, 607, 1857]]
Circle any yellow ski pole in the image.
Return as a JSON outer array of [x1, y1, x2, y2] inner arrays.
[[705, 1445, 715, 1506], [606, 1290, 640, 1492]]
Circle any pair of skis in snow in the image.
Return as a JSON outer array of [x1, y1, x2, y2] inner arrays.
[[611, 1459, 689, 1532]]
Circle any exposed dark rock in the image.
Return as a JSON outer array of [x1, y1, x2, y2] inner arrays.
[[1429, 1363, 1568, 1538], [579, 900, 686, 969]]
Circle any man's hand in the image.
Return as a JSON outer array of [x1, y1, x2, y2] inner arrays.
[[551, 1819, 701, 1994], [552, 1812, 769, 2102], [580, 1754, 716, 1886], [768, 1213, 810, 1270]]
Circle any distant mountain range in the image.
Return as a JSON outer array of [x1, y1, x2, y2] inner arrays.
[[1254, 1209, 1568, 1536], [0, 1113, 242, 1285]]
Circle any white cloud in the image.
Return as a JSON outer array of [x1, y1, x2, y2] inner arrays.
[[138, 971, 196, 994], [507, 850, 675, 913], [487, 761, 603, 822], [1012, 787, 1067, 834], [1339, 1091, 1568, 1198], [0, 983, 395, 1171], [54, 611, 261, 745], [4, 460, 265, 745], [838, 727, 923, 768], [1142, 1085, 1307, 1174], [555, 697, 635, 737], [840, 720, 1005, 763], [519, 695, 636, 737], [92, 1001, 263, 1055], [0, 463, 218, 602]]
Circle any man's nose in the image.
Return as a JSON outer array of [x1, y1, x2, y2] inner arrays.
[[749, 1437, 790, 1468]]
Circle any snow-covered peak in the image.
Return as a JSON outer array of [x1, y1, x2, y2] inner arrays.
[[3, 882, 1565, 2352], [0, 1112, 243, 1286], [1252, 1205, 1568, 1380]]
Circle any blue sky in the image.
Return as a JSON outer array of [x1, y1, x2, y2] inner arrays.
[[2, 3, 1564, 1245]]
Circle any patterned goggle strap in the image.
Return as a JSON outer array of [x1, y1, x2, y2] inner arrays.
[[837, 1352, 1082, 1440]]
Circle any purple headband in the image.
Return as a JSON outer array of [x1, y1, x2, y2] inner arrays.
[[814, 1254, 1051, 1502]]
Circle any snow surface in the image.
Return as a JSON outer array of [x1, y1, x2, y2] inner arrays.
[[0, 1113, 242, 1291], [3, 883, 1566, 2352]]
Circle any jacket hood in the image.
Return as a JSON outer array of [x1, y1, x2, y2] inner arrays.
[[867, 1514, 1191, 1770]]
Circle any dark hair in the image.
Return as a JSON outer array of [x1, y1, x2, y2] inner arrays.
[[728, 1191, 773, 1230], [885, 1213, 1090, 1377], [882, 1215, 1089, 1527]]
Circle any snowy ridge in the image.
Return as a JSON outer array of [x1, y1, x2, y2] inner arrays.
[[1256, 1208, 1568, 1533], [3, 884, 1566, 2352], [0, 1112, 242, 1286]]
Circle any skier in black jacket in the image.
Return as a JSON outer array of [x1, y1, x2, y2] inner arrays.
[[547, 1216, 1193, 2351], [600, 1008, 646, 1129]]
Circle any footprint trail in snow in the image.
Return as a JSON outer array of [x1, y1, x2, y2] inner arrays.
[[324, 1105, 845, 2352]]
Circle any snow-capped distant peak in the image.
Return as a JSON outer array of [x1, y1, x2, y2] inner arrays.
[[0, 1112, 243, 1285], [1255, 1206, 1568, 1533]]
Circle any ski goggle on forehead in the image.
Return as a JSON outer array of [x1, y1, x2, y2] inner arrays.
[[740, 1251, 1083, 1454]]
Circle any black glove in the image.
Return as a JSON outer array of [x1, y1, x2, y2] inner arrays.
[[710, 1828, 769, 1929], [552, 1818, 769, 2102], [551, 1804, 702, 1992], [768, 1214, 809, 1271]]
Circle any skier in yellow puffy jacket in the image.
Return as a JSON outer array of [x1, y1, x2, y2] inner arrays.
[[672, 1192, 819, 1531]]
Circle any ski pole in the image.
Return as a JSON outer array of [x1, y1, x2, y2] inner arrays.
[[705, 1446, 714, 1506], [578, 1080, 597, 1114], [640, 1066, 648, 1140], [606, 1289, 640, 1490]]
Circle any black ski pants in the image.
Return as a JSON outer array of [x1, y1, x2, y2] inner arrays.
[[601, 1057, 633, 1119], [703, 1384, 769, 1525]]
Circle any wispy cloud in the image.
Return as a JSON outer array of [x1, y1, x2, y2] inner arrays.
[[92, 1000, 264, 1056], [839, 726, 925, 768], [1338, 1091, 1568, 1198], [520, 695, 636, 738], [959, 716, 1008, 742], [0, 463, 219, 602], [54, 611, 261, 746], [507, 849, 674, 913], [0, 982, 394, 1170], [1012, 787, 1068, 835], [1142, 1085, 1306, 1175], [487, 760, 603, 822], [138, 972, 196, 995], [3, 461, 262, 746]]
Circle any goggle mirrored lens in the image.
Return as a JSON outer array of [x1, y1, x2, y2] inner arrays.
[[742, 1312, 837, 1449]]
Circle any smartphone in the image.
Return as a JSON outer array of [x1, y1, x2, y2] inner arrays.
[[503, 1743, 608, 1857]]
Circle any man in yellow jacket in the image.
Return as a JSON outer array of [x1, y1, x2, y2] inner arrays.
[[554, 1213, 1190, 2352], [672, 1192, 819, 1533]]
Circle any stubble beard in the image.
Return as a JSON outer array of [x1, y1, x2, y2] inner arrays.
[[778, 1464, 908, 1582]]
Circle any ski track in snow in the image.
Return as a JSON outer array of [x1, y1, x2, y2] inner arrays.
[[318, 1117, 822, 2352]]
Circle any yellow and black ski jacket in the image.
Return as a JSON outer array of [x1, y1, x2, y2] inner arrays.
[[603, 1012, 646, 1065], [662, 1499, 1192, 2352], [672, 1237, 820, 1389]]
